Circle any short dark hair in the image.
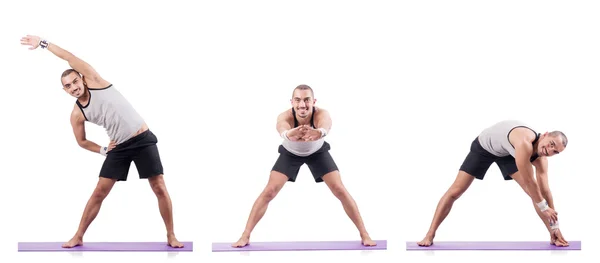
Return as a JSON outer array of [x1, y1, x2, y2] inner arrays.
[[61, 68, 81, 79], [548, 131, 568, 147], [292, 84, 314, 98], [60, 68, 82, 86]]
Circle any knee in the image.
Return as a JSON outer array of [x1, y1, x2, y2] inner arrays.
[[91, 186, 111, 200], [447, 187, 466, 201], [148, 175, 168, 197], [151, 182, 167, 197], [446, 172, 473, 201], [261, 186, 281, 201], [329, 183, 348, 199]]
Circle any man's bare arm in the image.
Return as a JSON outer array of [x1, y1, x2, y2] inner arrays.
[[21, 35, 109, 87], [47, 42, 110, 87], [276, 110, 293, 135], [70, 106, 104, 154], [514, 140, 545, 204], [534, 157, 555, 209], [296, 108, 332, 141], [313, 108, 332, 135]]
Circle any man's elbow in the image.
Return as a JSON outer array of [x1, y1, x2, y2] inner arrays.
[[77, 139, 87, 148]]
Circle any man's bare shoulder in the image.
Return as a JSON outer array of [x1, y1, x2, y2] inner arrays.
[[277, 108, 293, 121], [70, 104, 84, 122], [509, 127, 537, 146], [278, 108, 293, 117], [532, 155, 548, 168], [315, 106, 328, 112], [314, 107, 329, 116]]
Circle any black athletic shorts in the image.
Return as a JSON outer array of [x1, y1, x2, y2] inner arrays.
[[272, 141, 339, 183], [459, 137, 518, 180], [99, 130, 164, 181]]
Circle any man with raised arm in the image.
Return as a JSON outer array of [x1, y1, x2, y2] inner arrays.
[[232, 85, 376, 248], [20, 35, 184, 248], [417, 120, 570, 247]]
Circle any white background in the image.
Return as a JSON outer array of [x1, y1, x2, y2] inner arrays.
[[1, 0, 598, 263]]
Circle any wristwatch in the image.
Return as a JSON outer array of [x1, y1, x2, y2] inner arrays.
[[39, 40, 49, 49]]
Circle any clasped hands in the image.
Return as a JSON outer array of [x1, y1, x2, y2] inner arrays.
[[286, 125, 323, 141]]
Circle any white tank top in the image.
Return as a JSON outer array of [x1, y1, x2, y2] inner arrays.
[[477, 120, 539, 158], [76, 85, 145, 144], [281, 108, 325, 157]]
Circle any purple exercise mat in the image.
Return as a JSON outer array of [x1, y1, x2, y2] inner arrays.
[[212, 240, 387, 252], [406, 241, 581, 251], [18, 242, 193, 252]]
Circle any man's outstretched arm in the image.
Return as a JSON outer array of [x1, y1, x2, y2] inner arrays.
[[514, 140, 545, 203], [276, 110, 293, 135], [299, 108, 331, 141], [277, 110, 306, 141], [20, 35, 109, 87], [534, 157, 555, 209], [514, 139, 558, 223], [534, 157, 563, 226], [313, 108, 332, 135], [532, 157, 568, 247]]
